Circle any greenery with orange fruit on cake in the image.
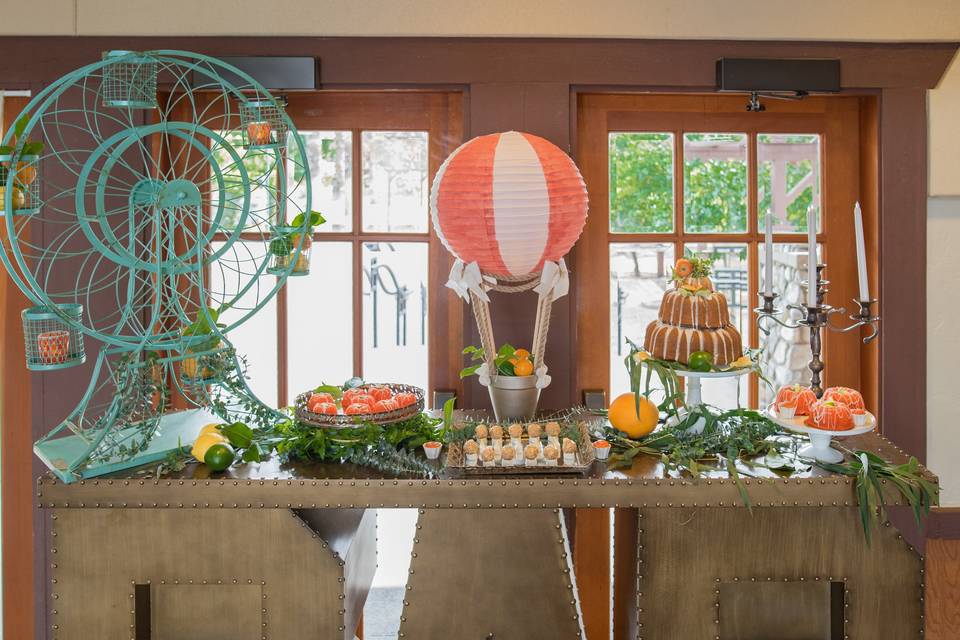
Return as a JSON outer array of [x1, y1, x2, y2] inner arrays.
[[644, 255, 744, 366]]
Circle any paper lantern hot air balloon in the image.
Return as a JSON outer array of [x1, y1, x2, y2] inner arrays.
[[431, 130, 588, 279], [430, 131, 589, 419]]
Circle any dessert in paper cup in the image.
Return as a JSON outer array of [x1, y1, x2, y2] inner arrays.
[[778, 401, 797, 420], [481, 446, 497, 467], [523, 444, 540, 467], [423, 441, 442, 460], [527, 423, 543, 458], [543, 444, 560, 466], [851, 408, 869, 427], [593, 440, 611, 461], [490, 425, 504, 456], [562, 437, 578, 465], [508, 423, 524, 451], [545, 421, 561, 448], [475, 424, 489, 448], [463, 439, 479, 466], [500, 444, 517, 467]]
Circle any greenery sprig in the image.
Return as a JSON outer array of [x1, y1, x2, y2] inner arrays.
[[817, 450, 938, 545]]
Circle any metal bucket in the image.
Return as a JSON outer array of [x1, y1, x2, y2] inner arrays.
[[487, 374, 541, 421]]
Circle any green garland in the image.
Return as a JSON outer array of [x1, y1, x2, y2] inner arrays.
[[273, 412, 443, 477]]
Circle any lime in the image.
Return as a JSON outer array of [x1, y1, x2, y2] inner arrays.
[[269, 236, 294, 256], [203, 443, 235, 471], [688, 351, 714, 372]]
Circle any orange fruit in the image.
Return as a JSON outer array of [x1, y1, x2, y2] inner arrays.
[[394, 392, 417, 408], [344, 403, 371, 415], [368, 386, 393, 402], [513, 348, 531, 360], [16, 162, 37, 186], [608, 393, 659, 439], [513, 359, 534, 376], [674, 258, 694, 278]]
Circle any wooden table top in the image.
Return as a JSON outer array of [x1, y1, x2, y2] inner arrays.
[[37, 427, 933, 510]]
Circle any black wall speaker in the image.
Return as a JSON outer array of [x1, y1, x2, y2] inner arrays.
[[716, 58, 840, 94]]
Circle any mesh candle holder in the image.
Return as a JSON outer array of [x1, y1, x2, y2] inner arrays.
[[0, 153, 41, 216], [100, 51, 158, 109], [21, 304, 86, 371], [240, 100, 289, 149], [266, 225, 311, 276]]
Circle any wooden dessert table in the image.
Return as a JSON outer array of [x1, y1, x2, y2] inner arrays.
[[38, 424, 932, 640]]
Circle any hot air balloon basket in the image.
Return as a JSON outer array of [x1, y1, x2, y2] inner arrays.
[[100, 51, 158, 109]]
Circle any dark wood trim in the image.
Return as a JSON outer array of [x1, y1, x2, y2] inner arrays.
[[928, 508, 960, 540], [1, 92, 34, 640], [879, 88, 928, 460], [0, 37, 954, 90]]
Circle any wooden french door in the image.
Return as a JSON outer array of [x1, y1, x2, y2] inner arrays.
[[574, 93, 875, 640], [575, 94, 873, 410]]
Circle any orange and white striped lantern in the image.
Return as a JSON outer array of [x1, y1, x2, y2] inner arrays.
[[430, 131, 588, 279]]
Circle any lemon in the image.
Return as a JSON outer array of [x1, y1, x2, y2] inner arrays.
[[728, 355, 752, 369], [191, 432, 228, 462], [198, 423, 222, 438]]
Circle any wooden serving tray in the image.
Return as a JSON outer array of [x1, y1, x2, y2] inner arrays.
[[445, 419, 595, 475]]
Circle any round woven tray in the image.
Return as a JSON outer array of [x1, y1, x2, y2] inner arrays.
[[294, 383, 425, 428]]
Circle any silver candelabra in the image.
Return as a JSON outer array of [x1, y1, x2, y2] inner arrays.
[[754, 264, 880, 397]]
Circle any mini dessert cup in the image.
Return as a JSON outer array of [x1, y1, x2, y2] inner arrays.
[[500, 445, 517, 466], [523, 444, 539, 467], [474, 424, 489, 448], [851, 409, 869, 427], [562, 438, 578, 465], [593, 440, 611, 461], [543, 444, 560, 466], [463, 439, 479, 466], [778, 402, 798, 419], [481, 446, 497, 467], [423, 441, 442, 460], [545, 421, 561, 448]]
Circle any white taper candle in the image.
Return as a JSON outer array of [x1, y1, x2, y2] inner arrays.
[[854, 202, 870, 302], [807, 208, 817, 309], [764, 213, 774, 297]]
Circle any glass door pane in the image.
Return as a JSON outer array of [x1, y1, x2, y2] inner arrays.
[[287, 242, 354, 396], [361, 131, 429, 232], [362, 242, 429, 397], [681, 242, 749, 407], [609, 242, 675, 397], [209, 240, 278, 407], [758, 134, 821, 233], [608, 132, 675, 233], [758, 242, 821, 407], [287, 130, 353, 232], [683, 133, 748, 233]]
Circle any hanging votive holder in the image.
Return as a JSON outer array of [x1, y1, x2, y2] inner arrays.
[[101, 50, 158, 109], [22, 304, 86, 371], [266, 225, 311, 276], [0, 153, 41, 216], [240, 100, 289, 149]]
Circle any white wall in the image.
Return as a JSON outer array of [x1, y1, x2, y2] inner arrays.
[[3, 0, 960, 500]]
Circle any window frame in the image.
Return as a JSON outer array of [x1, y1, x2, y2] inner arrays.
[[208, 91, 464, 406]]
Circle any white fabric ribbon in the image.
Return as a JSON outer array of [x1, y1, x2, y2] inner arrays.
[[533, 258, 570, 301], [476, 363, 492, 387], [535, 365, 552, 389], [445, 259, 494, 303]]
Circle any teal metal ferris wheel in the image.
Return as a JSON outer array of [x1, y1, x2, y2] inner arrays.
[[0, 51, 314, 482]]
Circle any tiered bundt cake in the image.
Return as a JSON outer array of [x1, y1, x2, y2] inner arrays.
[[643, 257, 743, 366]]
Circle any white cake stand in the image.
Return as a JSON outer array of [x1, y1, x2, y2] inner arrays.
[[675, 367, 751, 408], [764, 404, 877, 463]]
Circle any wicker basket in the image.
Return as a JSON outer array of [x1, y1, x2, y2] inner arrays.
[[294, 383, 425, 428]]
